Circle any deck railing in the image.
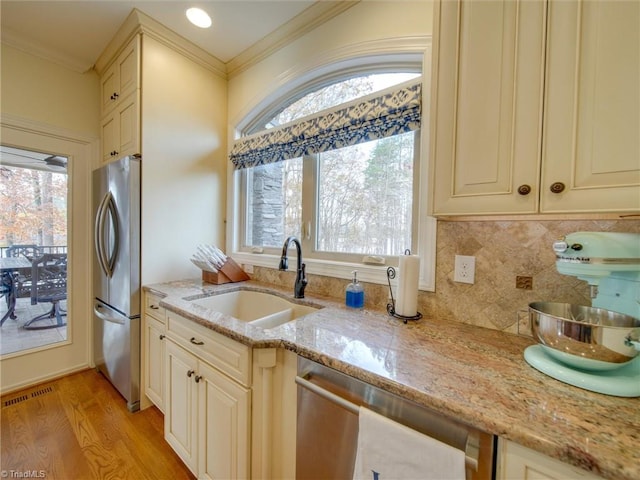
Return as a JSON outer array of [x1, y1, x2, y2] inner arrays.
[[0, 245, 68, 258]]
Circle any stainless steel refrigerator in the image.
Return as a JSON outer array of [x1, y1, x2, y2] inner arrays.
[[93, 154, 141, 412]]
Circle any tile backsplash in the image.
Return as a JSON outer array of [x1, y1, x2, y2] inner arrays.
[[251, 218, 640, 333]]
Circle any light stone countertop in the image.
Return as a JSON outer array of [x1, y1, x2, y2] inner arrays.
[[145, 279, 639, 480]]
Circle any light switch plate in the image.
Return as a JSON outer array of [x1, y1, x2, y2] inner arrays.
[[454, 255, 475, 284]]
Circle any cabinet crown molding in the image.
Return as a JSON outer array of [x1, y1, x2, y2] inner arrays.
[[93, 8, 226, 78]]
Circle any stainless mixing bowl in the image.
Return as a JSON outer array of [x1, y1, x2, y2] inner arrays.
[[529, 302, 640, 368]]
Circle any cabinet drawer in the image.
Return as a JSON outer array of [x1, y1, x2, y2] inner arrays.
[[166, 311, 251, 387], [145, 293, 166, 323]]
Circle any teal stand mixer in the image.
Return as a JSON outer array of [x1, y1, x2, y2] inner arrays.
[[524, 232, 640, 397]]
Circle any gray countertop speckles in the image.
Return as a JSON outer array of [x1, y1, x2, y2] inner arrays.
[[145, 279, 639, 480]]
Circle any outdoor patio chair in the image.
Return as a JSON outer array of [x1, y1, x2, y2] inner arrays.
[[6, 244, 42, 299], [23, 253, 67, 330], [1, 272, 13, 315]]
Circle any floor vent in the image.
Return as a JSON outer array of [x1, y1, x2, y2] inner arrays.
[[3, 395, 29, 407], [2, 385, 55, 407]]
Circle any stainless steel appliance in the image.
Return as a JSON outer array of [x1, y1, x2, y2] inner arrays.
[[296, 357, 495, 480], [524, 231, 640, 397], [93, 155, 141, 412]]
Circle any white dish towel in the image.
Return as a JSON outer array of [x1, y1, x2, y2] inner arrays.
[[352, 407, 466, 480]]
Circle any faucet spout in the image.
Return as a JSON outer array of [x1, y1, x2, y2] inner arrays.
[[279, 236, 307, 298]]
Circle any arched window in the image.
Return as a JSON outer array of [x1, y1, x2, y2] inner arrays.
[[230, 63, 435, 290]]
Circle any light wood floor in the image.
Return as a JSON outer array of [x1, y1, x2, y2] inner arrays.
[[1, 369, 194, 480]]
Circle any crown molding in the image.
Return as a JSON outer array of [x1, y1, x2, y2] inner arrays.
[[226, 0, 360, 79], [1, 113, 98, 145], [93, 8, 226, 78], [1, 27, 94, 73]]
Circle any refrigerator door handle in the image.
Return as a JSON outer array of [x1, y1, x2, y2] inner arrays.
[[94, 191, 120, 278], [94, 303, 125, 325]]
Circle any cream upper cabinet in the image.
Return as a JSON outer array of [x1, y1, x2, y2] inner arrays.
[[541, 0, 640, 213], [100, 35, 141, 163], [430, 0, 640, 216], [100, 36, 139, 116], [100, 90, 140, 162], [430, 0, 545, 215]]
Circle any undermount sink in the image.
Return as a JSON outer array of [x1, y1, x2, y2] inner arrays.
[[189, 289, 320, 329]]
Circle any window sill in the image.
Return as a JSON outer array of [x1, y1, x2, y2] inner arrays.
[[230, 251, 435, 292]]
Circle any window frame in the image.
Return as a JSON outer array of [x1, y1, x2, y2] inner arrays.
[[228, 47, 436, 291]]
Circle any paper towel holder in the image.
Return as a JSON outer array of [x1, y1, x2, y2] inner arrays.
[[386, 263, 422, 324]]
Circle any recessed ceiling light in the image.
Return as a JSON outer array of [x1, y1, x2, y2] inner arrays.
[[186, 7, 212, 28]]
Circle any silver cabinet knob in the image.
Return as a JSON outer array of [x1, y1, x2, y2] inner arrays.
[[553, 239, 568, 253]]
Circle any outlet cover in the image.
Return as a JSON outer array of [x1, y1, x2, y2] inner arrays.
[[454, 255, 476, 284]]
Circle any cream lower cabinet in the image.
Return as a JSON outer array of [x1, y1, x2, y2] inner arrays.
[[497, 439, 603, 480], [142, 292, 166, 411], [164, 312, 251, 479], [430, 0, 640, 215]]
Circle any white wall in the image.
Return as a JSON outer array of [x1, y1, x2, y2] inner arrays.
[[1, 44, 100, 137], [0, 45, 99, 392], [140, 35, 228, 284]]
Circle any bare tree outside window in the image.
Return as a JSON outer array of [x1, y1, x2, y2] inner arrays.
[[243, 72, 419, 257], [0, 166, 67, 247]]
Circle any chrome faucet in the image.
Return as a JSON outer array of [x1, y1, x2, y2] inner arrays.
[[279, 236, 307, 298]]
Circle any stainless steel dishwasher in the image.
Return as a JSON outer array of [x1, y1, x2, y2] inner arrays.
[[296, 357, 495, 480]]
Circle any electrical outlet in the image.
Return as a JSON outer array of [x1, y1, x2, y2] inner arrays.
[[454, 255, 475, 284]]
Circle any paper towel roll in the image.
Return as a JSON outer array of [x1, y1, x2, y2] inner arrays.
[[396, 254, 420, 317]]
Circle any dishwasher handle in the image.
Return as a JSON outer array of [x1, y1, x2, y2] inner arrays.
[[295, 374, 480, 473]]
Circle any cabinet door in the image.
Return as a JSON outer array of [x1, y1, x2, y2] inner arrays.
[[144, 316, 165, 411], [498, 439, 603, 480], [117, 91, 140, 157], [541, 0, 640, 213], [100, 63, 118, 115], [165, 340, 198, 475], [198, 361, 250, 480], [100, 35, 139, 117], [117, 37, 139, 101], [430, 0, 546, 215], [100, 114, 117, 163], [100, 91, 140, 164]]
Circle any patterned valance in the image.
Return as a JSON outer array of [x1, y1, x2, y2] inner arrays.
[[230, 80, 422, 170]]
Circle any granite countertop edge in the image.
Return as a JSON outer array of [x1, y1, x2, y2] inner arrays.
[[144, 279, 639, 480]]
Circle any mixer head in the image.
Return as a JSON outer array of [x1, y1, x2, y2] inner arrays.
[[553, 231, 640, 284], [554, 232, 640, 318]]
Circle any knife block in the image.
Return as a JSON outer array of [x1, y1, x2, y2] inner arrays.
[[202, 257, 250, 284]]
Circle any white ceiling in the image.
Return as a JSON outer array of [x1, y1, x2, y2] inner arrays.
[[0, 0, 318, 72]]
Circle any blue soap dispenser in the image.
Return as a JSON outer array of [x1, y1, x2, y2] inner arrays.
[[345, 270, 364, 309]]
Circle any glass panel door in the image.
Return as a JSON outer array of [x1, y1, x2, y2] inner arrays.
[[0, 146, 69, 355]]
